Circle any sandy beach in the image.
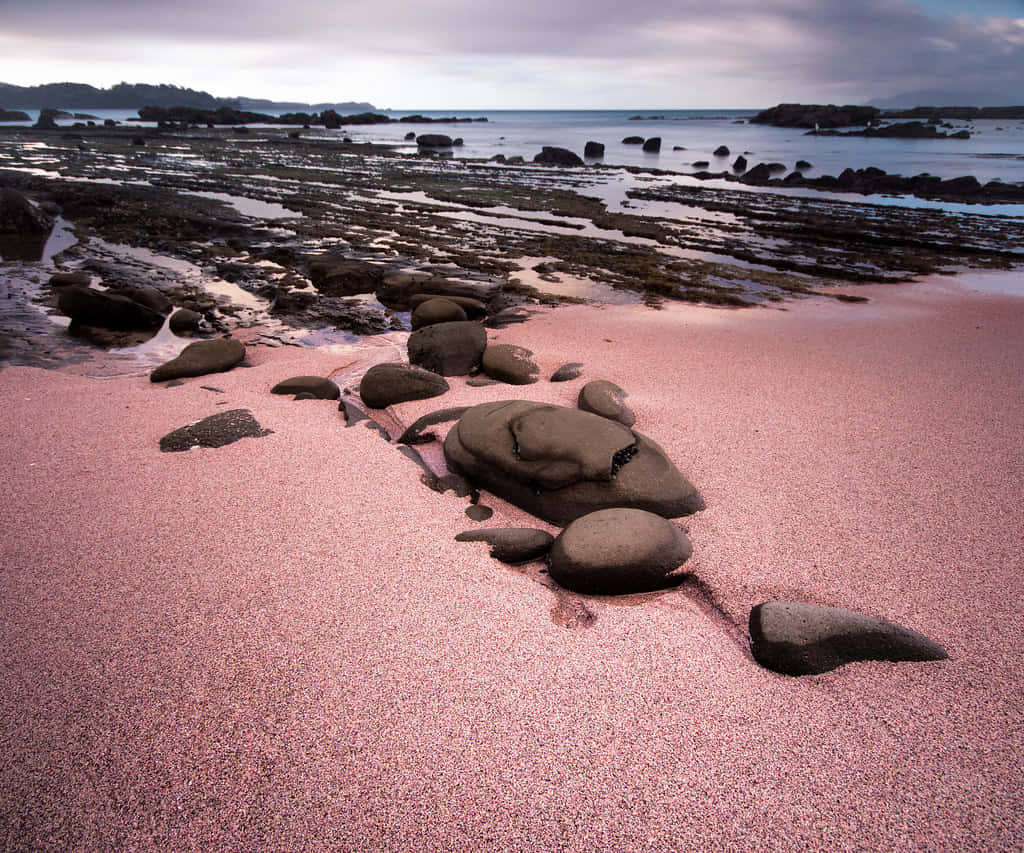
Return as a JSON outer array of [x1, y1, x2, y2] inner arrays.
[[2, 273, 1023, 850]]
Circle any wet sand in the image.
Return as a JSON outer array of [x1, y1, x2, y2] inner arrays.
[[1, 275, 1022, 850]]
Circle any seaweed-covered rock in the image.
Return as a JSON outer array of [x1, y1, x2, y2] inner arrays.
[[577, 379, 635, 427], [548, 508, 693, 595], [411, 297, 468, 330], [454, 528, 555, 564], [749, 601, 949, 676], [359, 362, 449, 409], [271, 375, 341, 400], [150, 337, 246, 382], [159, 409, 272, 452], [444, 400, 704, 525], [481, 344, 539, 385], [407, 320, 487, 376]]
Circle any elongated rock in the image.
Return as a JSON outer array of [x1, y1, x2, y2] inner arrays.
[[271, 376, 340, 400], [749, 601, 949, 676], [159, 409, 272, 452], [150, 337, 245, 382], [359, 362, 449, 409], [454, 528, 555, 564]]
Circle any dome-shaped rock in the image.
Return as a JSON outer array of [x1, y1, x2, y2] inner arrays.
[[481, 344, 539, 385], [407, 320, 487, 376], [578, 379, 635, 426], [168, 308, 204, 335], [150, 337, 246, 382], [411, 297, 468, 330], [548, 508, 693, 595], [408, 292, 487, 319], [443, 400, 704, 525], [749, 601, 949, 676], [271, 375, 341, 400], [359, 362, 449, 409]]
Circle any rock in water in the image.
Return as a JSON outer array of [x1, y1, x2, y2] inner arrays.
[[407, 320, 487, 376], [443, 400, 704, 525], [642, 137, 662, 153], [481, 344, 539, 385], [271, 376, 341, 400], [548, 508, 693, 595], [578, 379, 635, 426], [150, 337, 246, 382], [533, 147, 585, 166], [749, 601, 949, 676], [159, 409, 272, 452], [455, 528, 555, 564], [584, 141, 605, 158], [358, 362, 449, 409]]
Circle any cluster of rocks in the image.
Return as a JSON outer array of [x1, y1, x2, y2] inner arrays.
[[622, 136, 663, 152], [136, 106, 489, 129], [751, 103, 882, 129], [810, 122, 970, 140]]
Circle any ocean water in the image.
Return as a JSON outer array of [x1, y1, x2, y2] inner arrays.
[[5, 107, 1024, 186]]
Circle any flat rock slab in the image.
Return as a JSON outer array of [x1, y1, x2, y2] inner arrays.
[[407, 321, 487, 377], [481, 343, 539, 385], [150, 338, 246, 382], [454, 528, 555, 564], [749, 601, 949, 676], [578, 379, 635, 426], [159, 409, 273, 452], [359, 362, 450, 409], [548, 508, 693, 595], [271, 375, 341, 400], [444, 400, 704, 525]]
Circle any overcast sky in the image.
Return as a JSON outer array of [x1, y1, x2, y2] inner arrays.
[[1, 0, 1022, 109]]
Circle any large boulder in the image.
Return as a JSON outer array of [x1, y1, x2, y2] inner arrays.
[[0, 188, 54, 234], [411, 297, 468, 330], [271, 375, 341, 400], [454, 528, 555, 564], [58, 285, 164, 331], [443, 400, 704, 525], [749, 601, 949, 676], [577, 379, 635, 426], [407, 320, 487, 376], [481, 344, 539, 385], [358, 362, 450, 408], [150, 337, 246, 382], [159, 409, 272, 452], [533, 147, 584, 167], [548, 508, 693, 595], [417, 134, 454, 148]]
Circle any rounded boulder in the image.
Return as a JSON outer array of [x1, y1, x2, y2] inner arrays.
[[411, 297, 468, 330], [578, 379, 635, 426], [407, 320, 487, 377], [150, 337, 246, 382], [481, 344, 539, 385], [359, 362, 449, 409]]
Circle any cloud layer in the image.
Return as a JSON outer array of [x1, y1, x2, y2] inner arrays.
[[1, 0, 1021, 107]]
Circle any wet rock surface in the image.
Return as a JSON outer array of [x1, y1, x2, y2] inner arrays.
[[159, 408, 273, 452], [749, 601, 949, 676], [577, 379, 635, 426], [358, 362, 450, 409], [548, 508, 693, 595], [444, 400, 704, 525], [150, 337, 246, 382]]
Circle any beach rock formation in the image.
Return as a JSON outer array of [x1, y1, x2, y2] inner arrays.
[[533, 147, 584, 167], [444, 400, 704, 525], [408, 292, 487, 319], [411, 297, 468, 330], [358, 362, 449, 408], [584, 141, 605, 158], [0, 188, 54, 233], [270, 375, 341, 400], [150, 337, 246, 382], [159, 409, 272, 452], [749, 601, 949, 676], [577, 379, 635, 427], [550, 362, 584, 382], [481, 344, 539, 385], [454, 528, 555, 564], [407, 321, 487, 376], [548, 508, 693, 595], [642, 137, 662, 153], [732, 156, 748, 172], [47, 271, 91, 288], [58, 285, 165, 331], [376, 273, 494, 312], [751, 103, 880, 129]]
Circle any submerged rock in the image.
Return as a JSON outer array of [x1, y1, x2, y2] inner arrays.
[[159, 409, 272, 452], [358, 362, 449, 409], [548, 508, 693, 595], [443, 400, 704, 525], [455, 528, 555, 564], [150, 337, 246, 382], [749, 601, 949, 676]]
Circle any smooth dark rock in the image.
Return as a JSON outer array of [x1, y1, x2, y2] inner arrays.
[[150, 337, 246, 382], [159, 409, 272, 452], [533, 147, 584, 167], [359, 362, 450, 409], [271, 375, 341, 400], [642, 137, 662, 153], [408, 292, 487, 318], [749, 601, 949, 676], [121, 285, 173, 315], [691, 160, 710, 169], [732, 155, 748, 172], [168, 308, 204, 334], [795, 159, 813, 170], [550, 362, 584, 382], [0, 188, 55, 234], [377, 274, 494, 312], [407, 320, 487, 376], [548, 508, 693, 595], [481, 343, 539, 385], [714, 145, 730, 156], [444, 400, 704, 525], [465, 504, 494, 521], [397, 406, 470, 444], [455, 528, 555, 564], [58, 285, 164, 331], [584, 141, 605, 158], [411, 297, 468, 330], [622, 136, 645, 144], [417, 134, 454, 148], [578, 379, 635, 427]]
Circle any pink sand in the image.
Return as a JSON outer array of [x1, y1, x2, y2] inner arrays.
[[1, 274, 1022, 849]]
